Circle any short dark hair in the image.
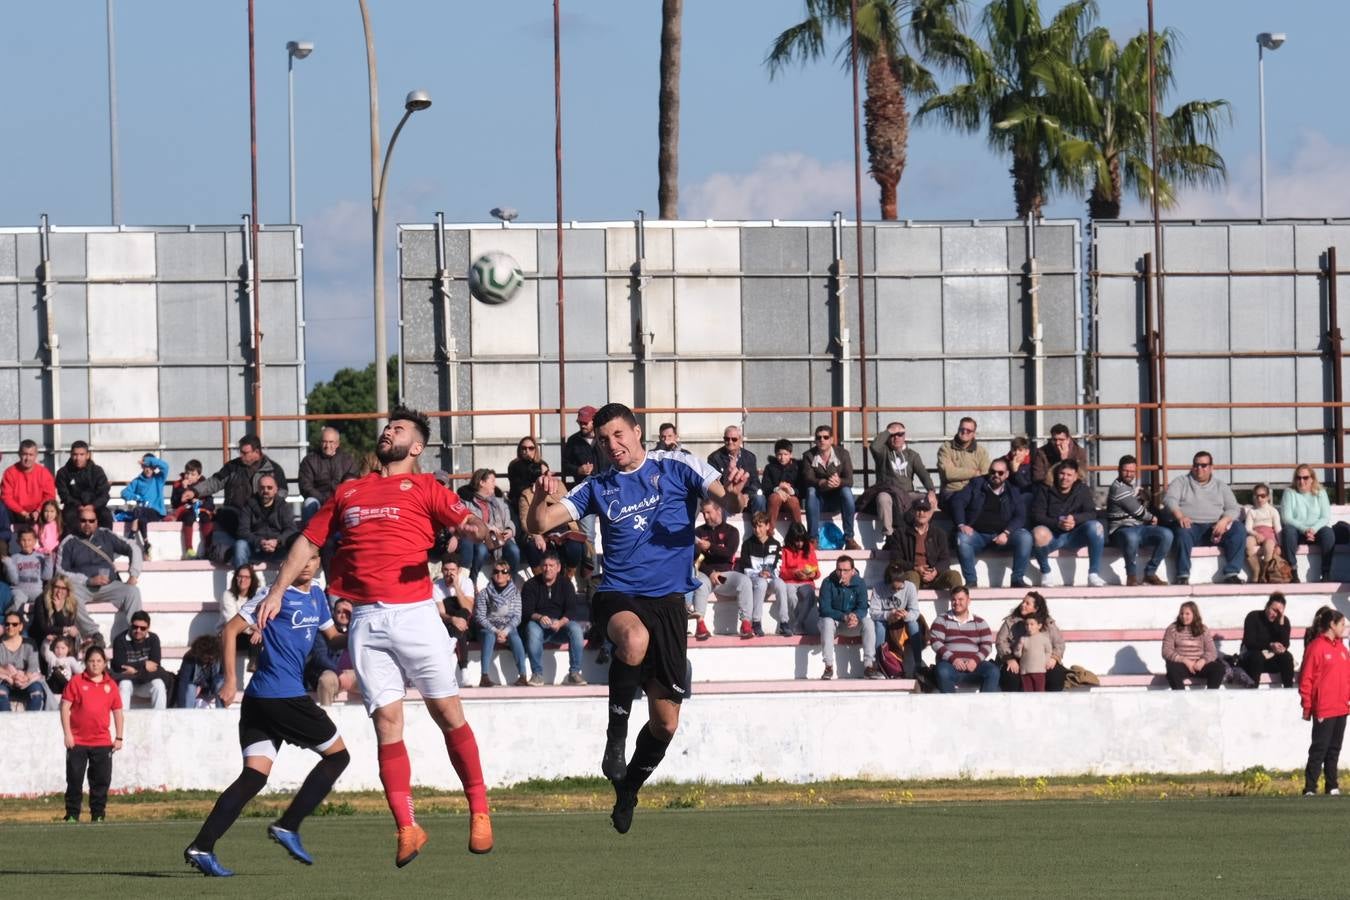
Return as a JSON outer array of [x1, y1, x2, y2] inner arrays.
[[19, 439, 37, 452], [1057, 458, 1079, 472], [951, 584, 972, 600], [835, 554, 855, 569], [257, 473, 279, 488], [70, 440, 89, 452], [1118, 454, 1137, 469], [773, 438, 793, 454], [884, 561, 906, 583], [593, 403, 638, 431], [1049, 423, 1070, 438], [658, 422, 676, 434], [1266, 591, 1287, 611], [1193, 450, 1213, 465], [814, 424, 833, 438], [1009, 435, 1030, 452], [130, 611, 151, 626], [239, 434, 262, 453], [84, 645, 108, 664], [389, 406, 431, 444], [958, 417, 977, 430], [185, 459, 203, 474]]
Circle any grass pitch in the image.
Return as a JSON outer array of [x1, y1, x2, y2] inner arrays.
[[1, 797, 1341, 898]]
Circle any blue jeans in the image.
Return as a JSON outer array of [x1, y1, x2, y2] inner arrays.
[[872, 617, 920, 650], [805, 486, 856, 541], [0, 680, 47, 711], [1112, 525, 1174, 577], [1033, 520, 1105, 574], [301, 497, 322, 525], [934, 659, 1001, 693], [1174, 520, 1248, 579], [525, 619, 586, 676], [955, 528, 1032, 585], [460, 537, 522, 582], [480, 626, 527, 681]]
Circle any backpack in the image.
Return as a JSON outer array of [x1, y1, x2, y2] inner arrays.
[[1261, 553, 1293, 585], [817, 522, 845, 551], [876, 614, 927, 678]]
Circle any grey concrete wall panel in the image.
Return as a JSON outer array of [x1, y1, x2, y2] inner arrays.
[[159, 283, 227, 362], [538, 229, 606, 276], [1162, 276, 1228, 351], [401, 231, 438, 279], [536, 278, 607, 358], [1042, 356, 1082, 413], [1294, 225, 1350, 271], [1007, 222, 1076, 271], [1095, 280, 1140, 354], [944, 358, 1010, 437], [876, 359, 944, 439], [0, 371, 17, 448], [1037, 274, 1078, 353], [806, 226, 873, 274], [258, 282, 298, 363], [743, 278, 810, 356], [1229, 224, 1293, 272], [18, 366, 44, 424], [1164, 357, 1230, 437], [875, 277, 941, 354], [806, 227, 835, 275], [538, 362, 607, 418], [0, 286, 16, 360], [875, 226, 941, 274], [256, 231, 297, 278], [160, 366, 229, 447], [401, 279, 439, 360], [59, 373, 90, 446], [16, 282, 42, 362], [0, 235, 15, 279], [1093, 225, 1153, 273], [941, 226, 1007, 273], [1162, 225, 1228, 272], [744, 359, 811, 440], [943, 276, 1008, 353], [1229, 277, 1294, 351], [741, 227, 809, 275], [156, 232, 226, 279], [1295, 356, 1330, 432], [16, 232, 87, 279], [1226, 435, 1294, 484]]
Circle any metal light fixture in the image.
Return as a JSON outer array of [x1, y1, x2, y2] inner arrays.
[[1256, 32, 1286, 219]]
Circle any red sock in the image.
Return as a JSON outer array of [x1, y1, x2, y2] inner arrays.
[[377, 741, 416, 827], [445, 723, 488, 815]]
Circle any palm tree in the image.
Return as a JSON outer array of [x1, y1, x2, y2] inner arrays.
[[658, 0, 682, 219], [1069, 26, 1229, 220], [766, 0, 962, 220], [919, 0, 1098, 218]]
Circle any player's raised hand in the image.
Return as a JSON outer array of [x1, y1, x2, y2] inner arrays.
[[726, 466, 750, 494], [536, 472, 561, 499], [255, 587, 285, 630]]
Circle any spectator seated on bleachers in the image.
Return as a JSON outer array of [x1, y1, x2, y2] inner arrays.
[[306, 597, 355, 705], [3, 439, 58, 531], [859, 422, 936, 543], [1238, 592, 1295, 688], [506, 436, 543, 525], [999, 435, 1034, 493], [994, 591, 1067, 692], [691, 498, 756, 639], [1244, 483, 1282, 580], [936, 416, 990, 507], [761, 439, 804, 528], [111, 611, 171, 709], [520, 554, 588, 686], [220, 564, 264, 674], [1164, 451, 1247, 586], [298, 426, 358, 523], [1030, 423, 1087, 487], [928, 584, 999, 693], [42, 635, 83, 704], [778, 522, 819, 637], [869, 563, 923, 674], [1280, 464, 1338, 583], [708, 426, 766, 518], [118, 453, 169, 560], [1105, 454, 1172, 586], [28, 576, 84, 651], [236, 474, 297, 570], [950, 463, 1033, 588], [817, 555, 875, 680], [739, 512, 789, 640], [169, 459, 215, 560], [36, 499, 63, 556], [1161, 601, 1225, 690], [5, 527, 53, 616], [883, 498, 963, 592], [474, 561, 527, 688], [432, 560, 474, 673], [0, 609, 47, 711], [54, 441, 112, 531], [174, 634, 226, 708], [458, 469, 522, 583], [57, 504, 143, 644], [1029, 460, 1106, 588], [802, 424, 861, 551], [178, 434, 287, 567]]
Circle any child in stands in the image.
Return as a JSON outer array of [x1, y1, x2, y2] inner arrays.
[[120, 454, 169, 560], [171, 460, 215, 560], [1014, 615, 1053, 692], [36, 499, 63, 556]]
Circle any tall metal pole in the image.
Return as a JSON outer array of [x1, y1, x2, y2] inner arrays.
[[1146, 0, 1166, 482], [105, 0, 120, 225], [359, 0, 388, 427], [247, 0, 263, 438], [848, 0, 869, 485], [1258, 42, 1267, 219], [288, 51, 297, 225], [554, 0, 568, 443]]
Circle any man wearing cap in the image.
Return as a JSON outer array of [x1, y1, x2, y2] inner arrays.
[[562, 406, 600, 488], [882, 497, 963, 591]]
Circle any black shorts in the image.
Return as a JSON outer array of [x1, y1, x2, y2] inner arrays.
[[238, 694, 340, 759], [594, 591, 690, 704]]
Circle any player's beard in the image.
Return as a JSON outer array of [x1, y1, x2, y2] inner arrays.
[[376, 440, 411, 465]]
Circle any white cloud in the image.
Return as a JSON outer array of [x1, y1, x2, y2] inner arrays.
[[1126, 130, 1350, 220], [682, 152, 856, 220]]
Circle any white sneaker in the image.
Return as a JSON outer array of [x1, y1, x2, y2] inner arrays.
[[1087, 573, 1107, 587], [1332, 788, 1342, 796], [1040, 570, 1063, 588]]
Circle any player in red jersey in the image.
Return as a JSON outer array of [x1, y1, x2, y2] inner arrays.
[[257, 407, 494, 867]]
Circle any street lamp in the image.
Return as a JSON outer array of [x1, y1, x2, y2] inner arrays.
[[1257, 31, 1286, 219], [286, 40, 314, 224], [373, 90, 433, 424]]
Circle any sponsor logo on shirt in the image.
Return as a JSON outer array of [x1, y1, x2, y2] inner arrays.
[[607, 494, 660, 525], [342, 505, 403, 529], [400, 479, 413, 491], [290, 608, 322, 630]]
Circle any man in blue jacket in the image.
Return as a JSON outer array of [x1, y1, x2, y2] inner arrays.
[[949, 461, 1033, 588], [817, 556, 876, 680]]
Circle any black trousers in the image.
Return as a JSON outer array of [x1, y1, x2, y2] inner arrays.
[[1239, 650, 1296, 688], [66, 745, 113, 819], [1165, 659, 1225, 690], [1000, 662, 1068, 692], [1306, 714, 1347, 793]]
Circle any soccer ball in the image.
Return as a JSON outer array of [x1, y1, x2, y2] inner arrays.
[[468, 251, 525, 305]]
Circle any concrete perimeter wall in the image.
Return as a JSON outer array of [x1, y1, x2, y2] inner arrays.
[[0, 691, 1306, 795]]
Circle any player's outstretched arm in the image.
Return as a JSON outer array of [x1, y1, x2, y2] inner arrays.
[[218, 614, 249, 707], [256, 535, 318, 630], [708, 467, 750, 513], [526, 474, 572, 534]]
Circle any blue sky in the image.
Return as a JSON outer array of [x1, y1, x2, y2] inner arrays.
[[2, 1, 1345, 386]]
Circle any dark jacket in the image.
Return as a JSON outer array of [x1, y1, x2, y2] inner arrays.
[[694, 522, 740, 575], [1030, 439, 1088, 486], [111, 629, 161, 674], [818, 572, 868, 622], [801, 445, 854, 492], [171, 479, 215, 513], [738, 535, 783, 577], [883, 521, 953, 573], [1242, 609, 1292, 656], [298, 450, 357, 505], [55, 460, 111, 511], [950, 477, 1026, 534], [561, 431, 597, 484], [506, 457, 539, 507], [762, 458, 803, 497], [868, 434, 935, 494], [707, 447, 762, 496], [196, 454, 288, 510], [238, 495, 298, 550], [1029, 482, 1098, 530], [520, 575, 587, 625], [57, 529, 142, 582]]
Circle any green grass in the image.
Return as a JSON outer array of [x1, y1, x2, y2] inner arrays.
[[1, 797, 1342, 897]]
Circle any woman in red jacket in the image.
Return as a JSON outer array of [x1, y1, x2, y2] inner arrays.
[[1299, 606, 1350, 796]]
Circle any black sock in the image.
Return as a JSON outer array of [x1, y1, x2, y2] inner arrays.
[[276, 750, 350, 832], [193, 767, 268, 852], [607, 660, 642, 744], [620, 724, 670, 792]]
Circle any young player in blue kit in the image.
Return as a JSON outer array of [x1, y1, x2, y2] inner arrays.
[[184, 540, 349, 877], [527, 403, 747, 834]]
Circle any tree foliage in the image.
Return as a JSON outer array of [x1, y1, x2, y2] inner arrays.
[[304, 356, 398, 457]]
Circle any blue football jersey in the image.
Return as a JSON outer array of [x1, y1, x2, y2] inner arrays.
[[239, 582, 333, 699], [561, 450, 719, 596]]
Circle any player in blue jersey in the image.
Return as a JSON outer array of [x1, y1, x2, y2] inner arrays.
[[527, 403, 747, 835], [183, 540, 349, 877]]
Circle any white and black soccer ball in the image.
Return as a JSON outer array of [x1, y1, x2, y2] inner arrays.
[[468, 251, 525, 305]]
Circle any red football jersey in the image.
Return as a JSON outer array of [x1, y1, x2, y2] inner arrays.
[[62, 672, 122, 747], [304, 472, 471, 604]]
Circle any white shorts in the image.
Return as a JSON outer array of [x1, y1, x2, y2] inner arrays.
[[349, 599, 459, 715]]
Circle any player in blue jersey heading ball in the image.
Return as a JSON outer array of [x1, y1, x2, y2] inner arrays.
[[528, 403, 747, 834], [183, 538, 349, 877]]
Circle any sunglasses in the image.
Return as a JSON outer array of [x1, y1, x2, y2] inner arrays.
[[889, 432, 906, 438], [724, 436, 741, 443], [521, 445, 537, 451], [130, 625, 149, 632], [1193, 462, 1212, 469], [990, 469, 1008, 477], [4, 621, 21, 628], [1297, 475, 1313, 481], [493, 569, 512, 576], [958, 427, 975, 434], [79, 518, 98, 524], [815, 435, 831, 442]]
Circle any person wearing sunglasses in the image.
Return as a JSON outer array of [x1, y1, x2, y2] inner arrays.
[[801, 425, 861, 551], [0, 611, 47, 711], [1279, 464, 1337, 583], [55, 503, 143, 642], [937, 416, 991, 506], [707, 426, 766, 519], [862, 421, 936, 541], [110, 611, 168, 709], [1163, 451, 1247, 586]]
